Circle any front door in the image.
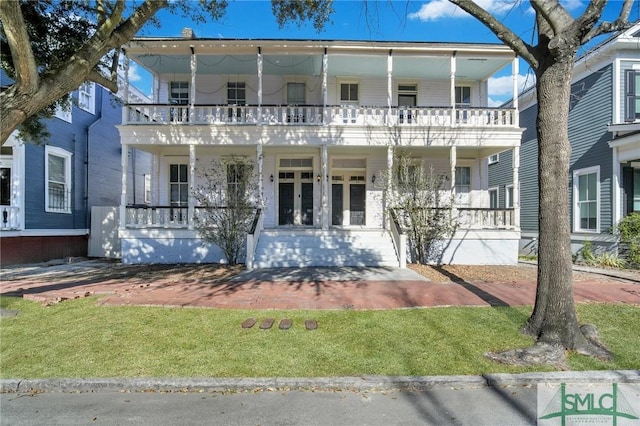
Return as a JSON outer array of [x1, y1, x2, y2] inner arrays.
[[350, 184, 366, 225], [278, 182, 294, 225], [301, 182, 314, 225]]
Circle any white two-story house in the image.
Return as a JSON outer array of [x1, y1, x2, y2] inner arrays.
[[117, 32, 524, 267]]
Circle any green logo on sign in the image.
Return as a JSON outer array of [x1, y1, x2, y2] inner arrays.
[[539, 383, 639, 425]]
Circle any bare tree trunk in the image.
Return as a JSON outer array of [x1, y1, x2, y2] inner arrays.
[[522, 57, 604, 356]]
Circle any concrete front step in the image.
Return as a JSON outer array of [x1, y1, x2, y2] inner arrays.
[[253, 229, 399, 268]]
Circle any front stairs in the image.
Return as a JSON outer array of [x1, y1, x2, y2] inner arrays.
[[252, 229, 400, 268]]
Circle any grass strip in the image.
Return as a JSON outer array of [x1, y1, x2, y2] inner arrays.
[[1, 296, 638, 378]]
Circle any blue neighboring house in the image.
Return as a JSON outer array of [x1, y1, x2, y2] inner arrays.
[[489, 23, 640, 256], [0, 71, 151, 265]]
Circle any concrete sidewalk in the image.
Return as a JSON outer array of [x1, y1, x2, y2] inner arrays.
[[1, 259, 638, 309]]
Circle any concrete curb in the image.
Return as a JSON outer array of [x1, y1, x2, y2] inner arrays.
[[2, 370, 638, 394]]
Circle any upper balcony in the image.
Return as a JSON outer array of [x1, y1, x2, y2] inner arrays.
[[121, 38, 521, 132]]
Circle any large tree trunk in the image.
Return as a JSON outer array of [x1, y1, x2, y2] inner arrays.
[[522, 57, 605, 357]]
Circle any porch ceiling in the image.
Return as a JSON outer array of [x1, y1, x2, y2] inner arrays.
[[131, 52, 511, 81]]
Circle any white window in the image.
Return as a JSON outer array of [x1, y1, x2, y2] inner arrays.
[[455, 86, 471, 106], [455, 166, 471, 206], [45, 146, 72, 213], [54, 104, 72, 123], [573, 166, 599, 232], [489, 187, 498, 209], [227, 163, 247, 204], [227, 82, 246, 105], [505, 185, 514, 208], [169, 164, 188, 207], [339, 82, 359, 104], [287, 82, 305, 104], [170, 81, 189, 105], [78, 82, 95, 114], [144, 174, 151, 204], [489, 154, 499, 164]]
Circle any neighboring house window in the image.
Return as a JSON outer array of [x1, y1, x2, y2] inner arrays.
[[54, 104, 72, 123], [489, 187, 498, 209], [505, 185, 514, 208], [624, 70, 640, 122], [169, 164, 188, 207], [489, 154, 499, 164], [455, 166, 471, 206], [227, 163, 246, 204], [45, 146, 72, 213], [339, 82, 359, 104], [78, 82, 95, 114], [455, 86, 471, 106], [573, 166, 599, 232], [144, 174, 151, 204]]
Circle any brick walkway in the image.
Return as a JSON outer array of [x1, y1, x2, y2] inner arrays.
[[1, 261, 639, 310]]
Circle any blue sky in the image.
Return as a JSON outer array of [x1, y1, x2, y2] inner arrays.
[[130, 0, 639, 104]]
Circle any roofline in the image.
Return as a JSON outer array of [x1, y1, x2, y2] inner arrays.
[[126, 37, 515, 54]]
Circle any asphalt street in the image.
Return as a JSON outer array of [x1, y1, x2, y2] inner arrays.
[[0, 385, 537, 426]]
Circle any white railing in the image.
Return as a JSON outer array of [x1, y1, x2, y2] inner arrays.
[[124, 104, 517, 128], [455, 208, 515, 229], [125, 205, 188, 228], [0, 206, 20, 230]]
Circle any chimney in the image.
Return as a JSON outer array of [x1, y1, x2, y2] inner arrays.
[[181, 28, 196, 39]]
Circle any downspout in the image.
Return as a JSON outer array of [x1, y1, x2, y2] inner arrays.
[[87, 89, 104, 229]]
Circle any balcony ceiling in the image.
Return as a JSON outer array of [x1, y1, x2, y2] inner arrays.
[[131, 52, 510, 81]]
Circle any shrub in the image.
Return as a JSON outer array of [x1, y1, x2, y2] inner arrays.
[[615, 213, 640, 268]]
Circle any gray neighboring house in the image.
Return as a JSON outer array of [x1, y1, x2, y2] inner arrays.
[[489, 23, 640, 257]]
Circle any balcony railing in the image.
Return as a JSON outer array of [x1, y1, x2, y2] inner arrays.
[[455, 208, 516, 229], [0, 206, 20, 230], [125, 205, 188, 228], [124, 104, 517, 128]]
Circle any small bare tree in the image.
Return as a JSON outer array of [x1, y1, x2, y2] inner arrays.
[[383, 151, 456, 264], [193, 156, 261, 266]]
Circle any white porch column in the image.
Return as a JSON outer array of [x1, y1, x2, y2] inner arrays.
[[512, 146, 520, 229], [257, 144, 263, 202], [190, 47, 197, 123], [450, 52, 457, 127], [321, 144, 328, 229], [122, 51, 130, 124], [512, 56, 519, 127], [386, 145, 394, 229], [611, 146, 621, 226], [387, 50, 393, 122], [257, 47, 263, 122], [449, 146, 457, 197], [188, 144, 196, 230], [120, 145, 128, 230], [322, 48, 328, 124]]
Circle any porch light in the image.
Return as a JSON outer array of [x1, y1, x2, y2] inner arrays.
[[371, 174, 376, 184], [317, 174, 321, 182], [270, 174, 274, 182]]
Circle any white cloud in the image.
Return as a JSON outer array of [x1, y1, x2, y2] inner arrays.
[[487, 73, 536, 105], [128, 63, 142, 83], [408, 0, 517, 22]]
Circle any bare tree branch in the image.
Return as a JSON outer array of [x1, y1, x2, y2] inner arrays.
[[449, 0, 537, 67], [581, 0, 636, 44], [86, 70, 118, 93], [0, 0, 39, 93], [530, 0, 573, 36]]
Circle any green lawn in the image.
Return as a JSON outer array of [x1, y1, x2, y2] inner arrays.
[[1, 296, 638, 378]]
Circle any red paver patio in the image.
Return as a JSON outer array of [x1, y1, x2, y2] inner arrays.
[[2, 269, 639, 310]]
